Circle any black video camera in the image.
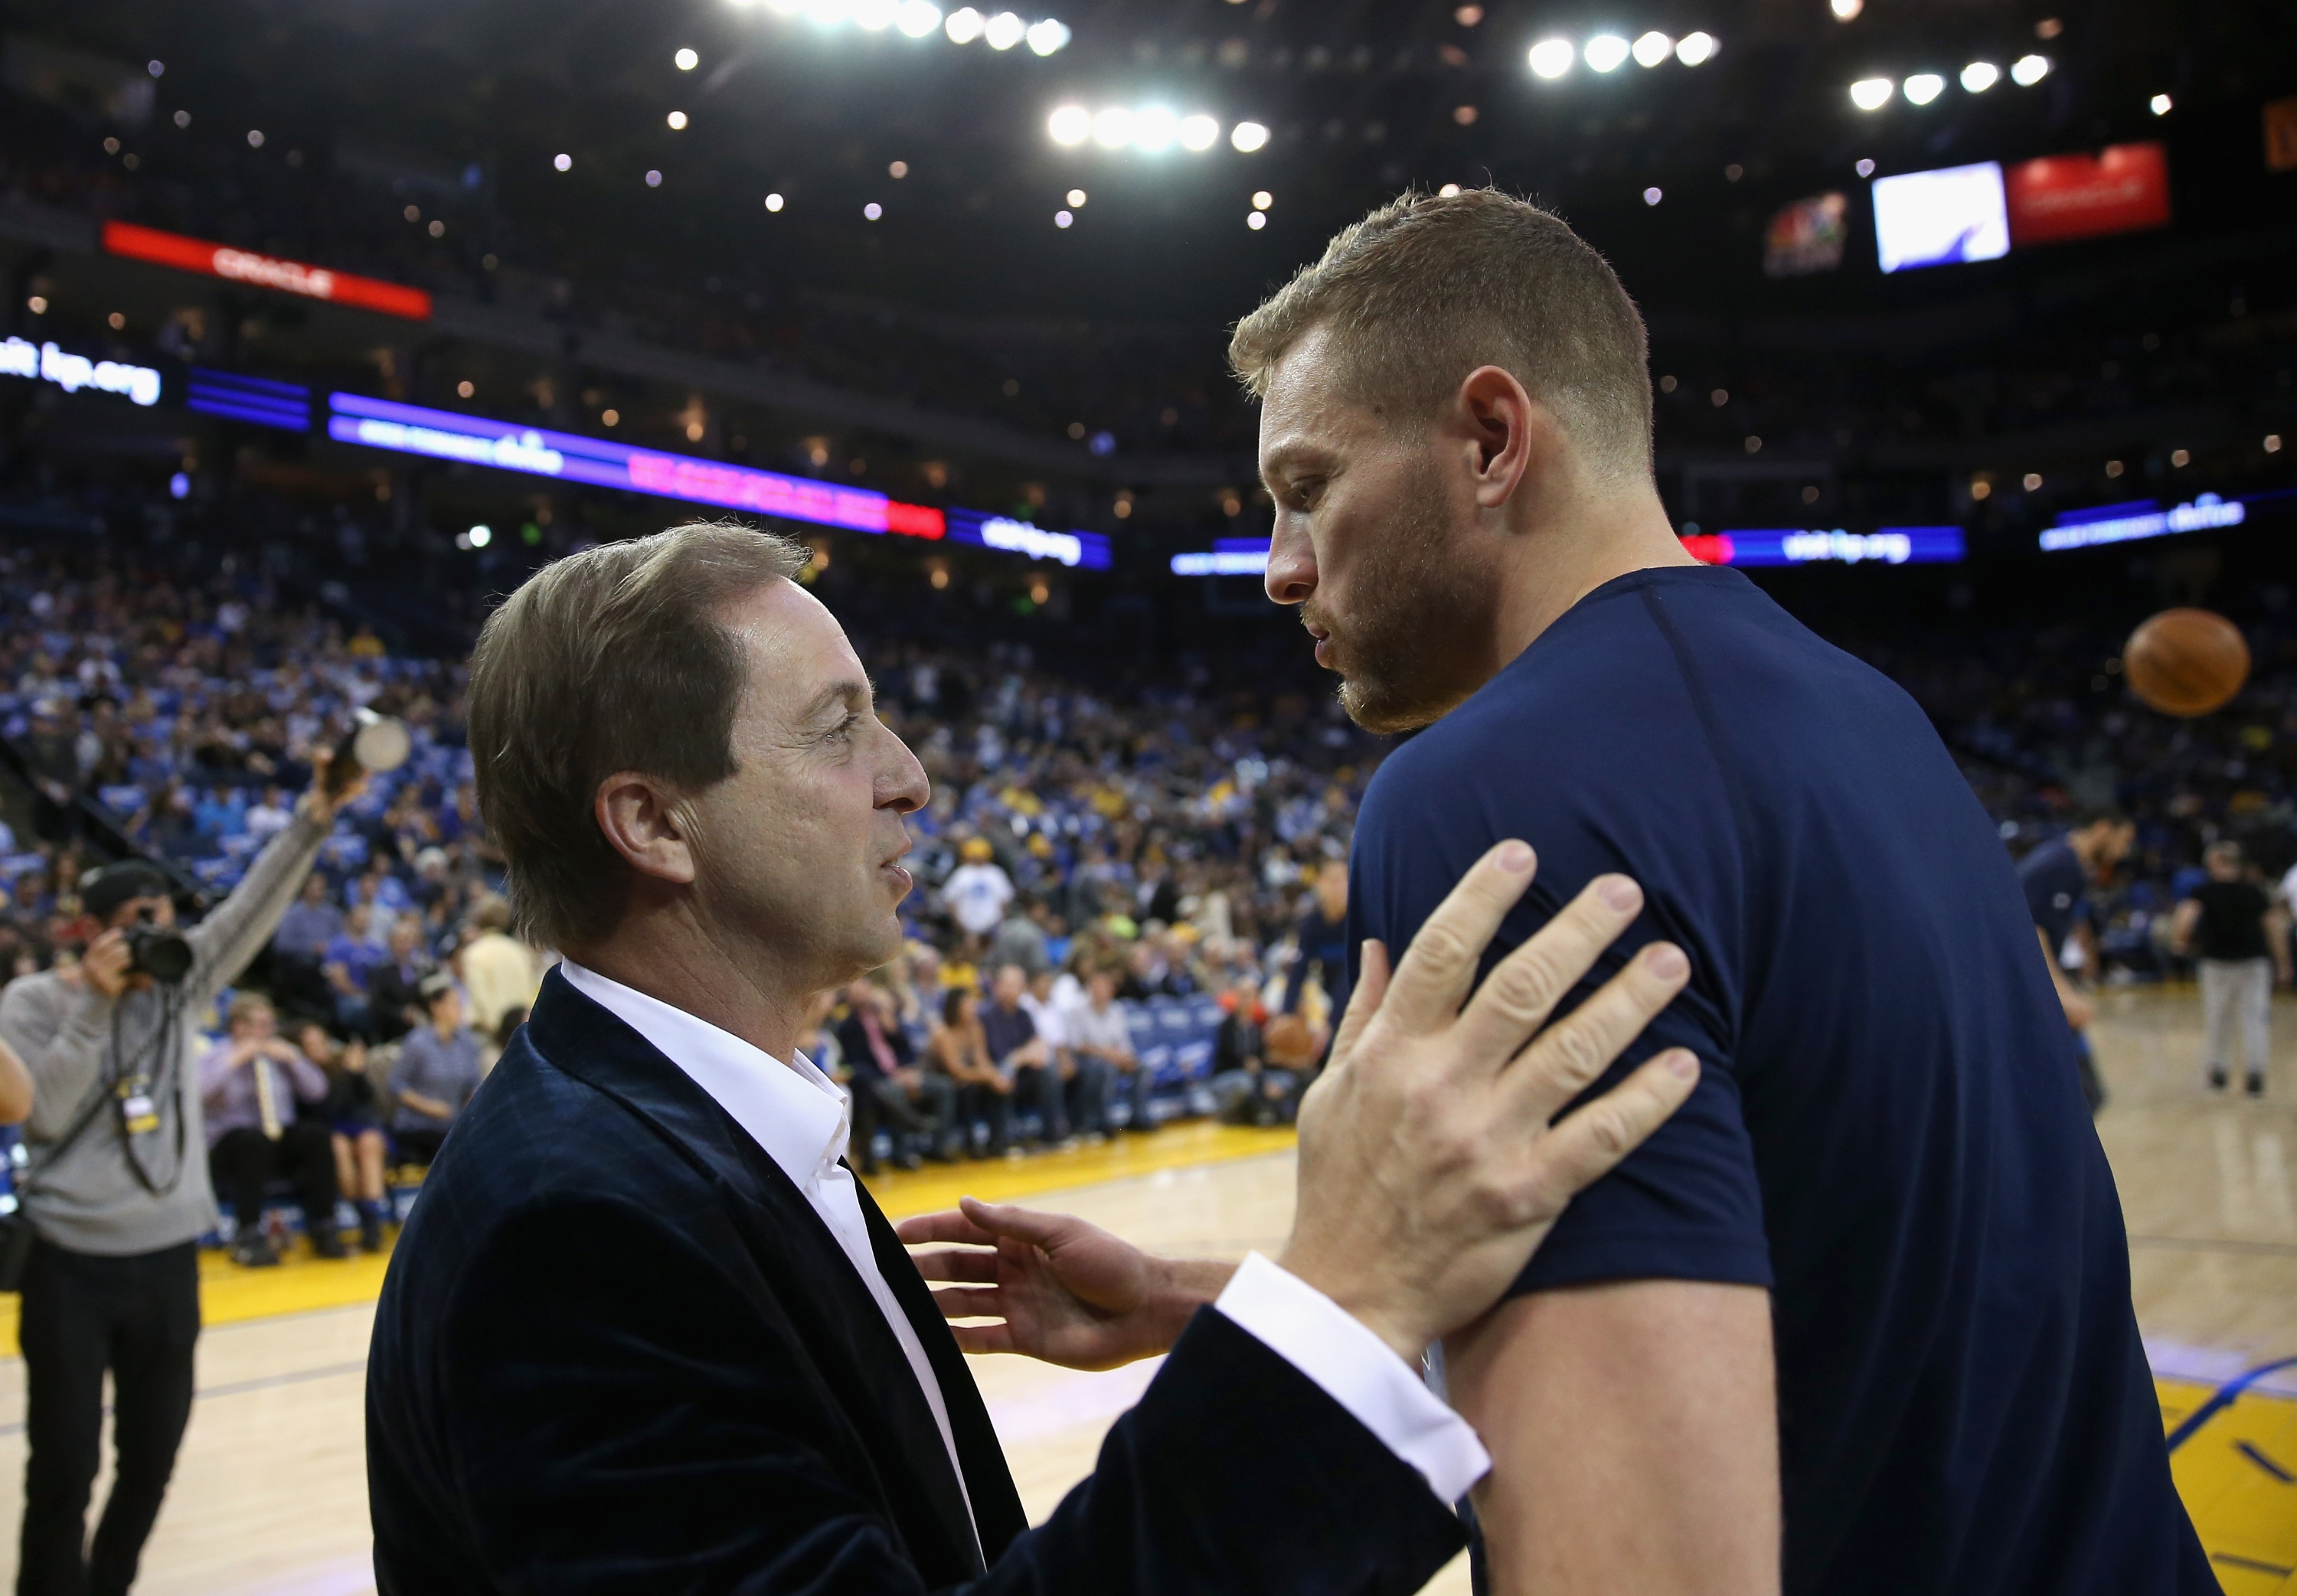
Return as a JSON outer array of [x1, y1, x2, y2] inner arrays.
[[123, 912, 194, 985]]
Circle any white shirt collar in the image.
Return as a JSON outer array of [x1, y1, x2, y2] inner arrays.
[[558, 960, 848, 1189]]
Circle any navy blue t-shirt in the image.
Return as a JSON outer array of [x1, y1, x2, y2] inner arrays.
[[2018, 836, 2090, 950], [1351, 566, 2206, 1595]]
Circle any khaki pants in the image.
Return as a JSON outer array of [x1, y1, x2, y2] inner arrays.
[[2199, 958, 2272, 1082]]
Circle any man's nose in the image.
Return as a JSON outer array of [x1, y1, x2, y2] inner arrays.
[[880, 732, 930, 815], [1264, 521, 1317, 606]]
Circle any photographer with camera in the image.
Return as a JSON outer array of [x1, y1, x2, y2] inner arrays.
[[0, 777, 356, 1596]]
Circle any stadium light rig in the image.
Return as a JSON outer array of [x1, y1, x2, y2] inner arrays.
[[1858, 54, 2043, 109], [740, 0, 1069, 54], [1530, 30, 1713, 80], [1049, 104, 1231, 154]]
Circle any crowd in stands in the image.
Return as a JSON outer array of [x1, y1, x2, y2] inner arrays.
[[0, 511, 2292, 1243]]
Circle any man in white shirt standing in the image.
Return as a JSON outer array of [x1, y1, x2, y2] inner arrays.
[[367, 523, 1701, 1594], [941, 837, 1014, 942]]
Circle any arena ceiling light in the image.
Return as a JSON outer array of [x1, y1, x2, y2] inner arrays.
[[1902, 72, 1944, 105], [1849, 77, 1894, 110], [1128, 106, 1175, 152], [1632, 31, 1673, 67], [1583, 34, 1631, 72], [1048, 105, 1231, 155], [746, 0, 1066, 52], [1960, 60, 1999, 92], [2010, 54, 2051, 86], [1528, 38, 1575, 77], [1230, 120, 1269, 152], [1675, 32, 1717, 65]]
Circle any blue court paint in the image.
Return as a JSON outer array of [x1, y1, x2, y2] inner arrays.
[[2165, 1356, 2297, 1454]]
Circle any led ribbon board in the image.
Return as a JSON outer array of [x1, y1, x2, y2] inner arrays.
[[1684, 527, 1965, 566], [0, 336, 162, 406], [188, 368, 310, 429], [104, 222, 434, 321], [2038, 494, 2245, 551], [1171, 537, 1272, 576], [325, 392, 1111, 566], [948, 512, 1112, 570]]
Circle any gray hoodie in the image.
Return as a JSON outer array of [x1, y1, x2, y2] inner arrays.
[[0, 811, 328, 1255]]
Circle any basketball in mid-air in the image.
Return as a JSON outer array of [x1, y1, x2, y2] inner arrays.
[[1263, 1013, 1322, 1068], [2122, 609, 2250, 717]]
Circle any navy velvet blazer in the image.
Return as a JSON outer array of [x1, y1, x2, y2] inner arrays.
[[366, 968, 1466, 1594]]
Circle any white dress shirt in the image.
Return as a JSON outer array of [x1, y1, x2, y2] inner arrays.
[[558, 961, 1489, 1526]]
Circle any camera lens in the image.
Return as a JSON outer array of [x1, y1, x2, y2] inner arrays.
[[124, 925, 194, 984]]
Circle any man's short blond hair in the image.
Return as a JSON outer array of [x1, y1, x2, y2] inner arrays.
[[1230, 188, 1654, 485], [466, 522, 809, 951]]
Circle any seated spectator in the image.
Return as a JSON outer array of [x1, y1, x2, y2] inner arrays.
[[296, 1020, 390, 1254], [388, 974, 483, 1164], [1281, 860, 1352, 1056], [925, 987, 1011, 1158], [245, 785, 293, 844], [1066, 968, 1154, 1134], [352, 866, 407, 947], [981, 964, 1064, 1147], [366, 918, 436, 1044], [323, 902, 385, 1036], [1209, 986, 1299, 1128], [1023, 965, 1107, 1143], [200, 993, 345, 1266], [487, 1005, 527, 1075], [273, 873, 342, 963], [459, 894, 541, 1036], [835, 979, 956, 1173], [987, 893, 1050, 976], [943, 837, 1015, 941]]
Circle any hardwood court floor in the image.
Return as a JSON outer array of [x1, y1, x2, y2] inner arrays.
[[0, 990, 2286, 1595]]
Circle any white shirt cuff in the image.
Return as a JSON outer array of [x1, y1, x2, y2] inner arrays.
[[1212, 1252, 1491, 1504]]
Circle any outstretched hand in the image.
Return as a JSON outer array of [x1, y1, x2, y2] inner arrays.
[[897, 1197, 1228, 1370]]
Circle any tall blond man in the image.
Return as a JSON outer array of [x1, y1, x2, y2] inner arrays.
[[1231, 189, 2208, 1595]]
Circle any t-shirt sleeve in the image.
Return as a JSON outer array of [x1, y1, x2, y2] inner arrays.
[[1352, 768, 1773, 1299]]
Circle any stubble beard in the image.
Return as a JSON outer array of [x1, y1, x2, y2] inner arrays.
[[1305, 462, 1499, 735]]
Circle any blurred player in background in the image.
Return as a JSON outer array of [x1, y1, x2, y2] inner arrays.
[[2017, 808, 2135, 1113], [2171, 840, 2289, 1097]]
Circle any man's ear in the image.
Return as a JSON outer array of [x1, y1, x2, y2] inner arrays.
[[594, 772, 698, 886], [1454, 364, 1560, 512]]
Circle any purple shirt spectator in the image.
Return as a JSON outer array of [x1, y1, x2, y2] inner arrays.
[[198, 1037, 329, 1146]]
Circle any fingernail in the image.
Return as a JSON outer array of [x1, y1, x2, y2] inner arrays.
[[1665, 1050, 1699, 1079], [1497, 840, 1534, 873], [1598, 874, 1640, 911], [1643, 943, 1689, 978]]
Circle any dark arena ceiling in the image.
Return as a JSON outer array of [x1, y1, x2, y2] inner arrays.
[[0, 0, 2291, 557]]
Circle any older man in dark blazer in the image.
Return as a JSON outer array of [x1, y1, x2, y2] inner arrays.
[[364, 524, 1700, 1594]]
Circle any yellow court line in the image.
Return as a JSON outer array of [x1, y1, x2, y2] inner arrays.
[[0, 1124, 1299, 1356], [859, 1121, 1300, 1220]]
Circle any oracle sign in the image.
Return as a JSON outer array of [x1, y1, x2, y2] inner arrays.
[[103, 222, 433, 320], [2004, 142, 2171, 248]]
